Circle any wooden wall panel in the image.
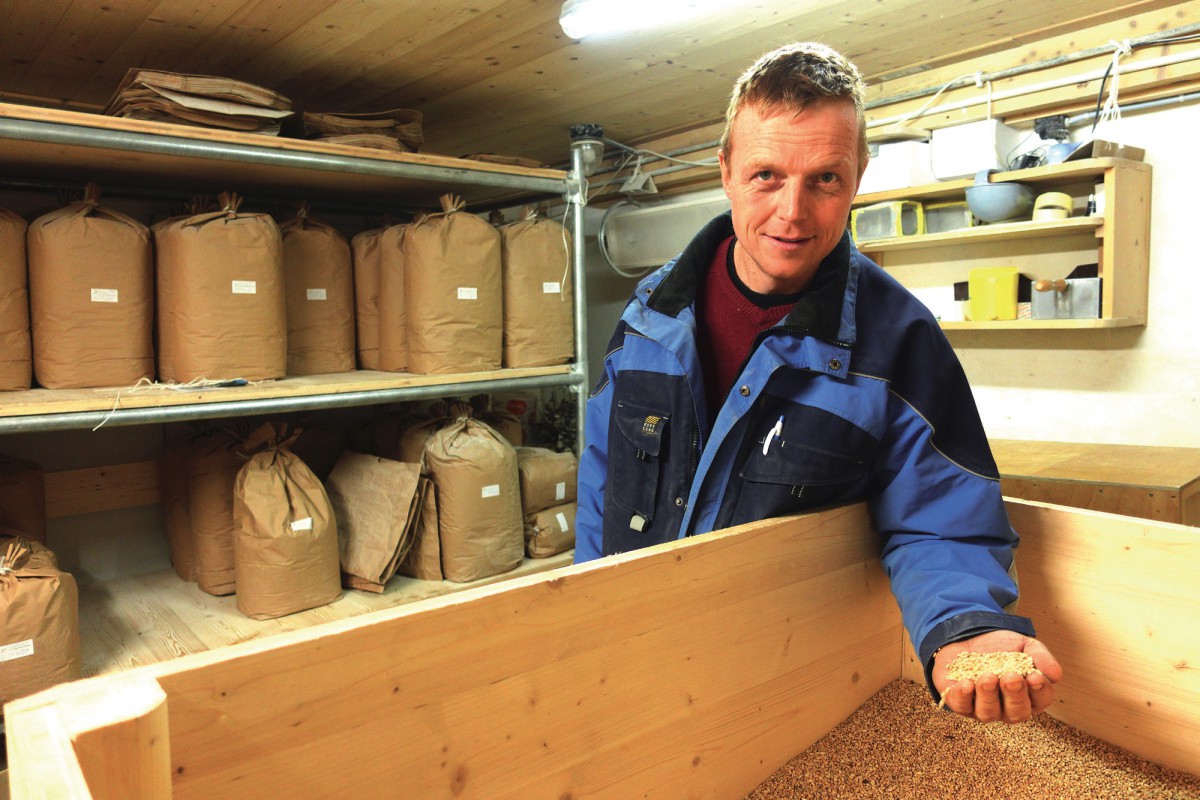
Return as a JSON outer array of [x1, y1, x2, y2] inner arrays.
[[1008, 500, 1200, 777]]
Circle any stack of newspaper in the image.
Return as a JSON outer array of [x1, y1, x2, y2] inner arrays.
[[299, 108, 424, 152], [103, 69, 293, 135]]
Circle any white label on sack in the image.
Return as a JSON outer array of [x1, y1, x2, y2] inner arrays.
[[290, 517, 313, 531], [542, 281, 561, 294], [481, 484, 500, 498], [0, 639, 34, 663], [306, 288, 328, 301], [457, 287, 478, 300], [555, 481, 566, 501], [90, 288, 119, 303], [232, 280, 257, 295], [556, 512, 569, 533]]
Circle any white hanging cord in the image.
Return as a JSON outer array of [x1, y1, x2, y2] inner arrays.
[[91, 376, 258, 431], [559, 197, 573, 301], [1097, 39, 1132, 137]]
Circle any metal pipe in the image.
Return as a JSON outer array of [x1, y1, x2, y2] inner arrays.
[[568, 140, 594, 456], [1065, 89, 1200, 127], [0, 373, 584, 434], [0, 117, 566, 196]]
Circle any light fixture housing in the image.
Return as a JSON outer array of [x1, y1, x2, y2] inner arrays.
[[559, 0, 735, 40]]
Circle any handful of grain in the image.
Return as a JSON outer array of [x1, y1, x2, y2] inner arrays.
[[939, 651, 1040, 708], [945, 651, 1038, 681]]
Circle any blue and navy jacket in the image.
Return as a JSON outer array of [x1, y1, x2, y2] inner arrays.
[[575, 211, 1035, 692]]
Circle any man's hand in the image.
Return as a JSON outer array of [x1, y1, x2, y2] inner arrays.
[[932, 630, 1062, 724]]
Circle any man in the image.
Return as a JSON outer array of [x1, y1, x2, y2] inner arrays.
[[574, 42, 1061, 724]]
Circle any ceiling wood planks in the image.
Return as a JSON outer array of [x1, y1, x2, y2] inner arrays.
[[0, 0, 1194, 164]]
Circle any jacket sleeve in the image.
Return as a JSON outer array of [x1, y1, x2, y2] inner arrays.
[[867, 328, 1036, 697], [573, 321, 626, 563]]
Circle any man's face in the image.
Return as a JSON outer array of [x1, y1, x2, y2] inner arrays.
[[719, 100, 866, 295]]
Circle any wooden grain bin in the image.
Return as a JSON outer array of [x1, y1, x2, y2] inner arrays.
[[5, 500, 1199, 798]]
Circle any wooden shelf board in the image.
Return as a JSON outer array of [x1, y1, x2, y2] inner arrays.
[[77, 552, 575, 678], [0, 366, 575, 420], [939, 316, 1142, 330], [991, 439, 1200, 492], [858, 215, 1101, 252], [853, 157, 1148, 205], [0, 102, 566, 208]]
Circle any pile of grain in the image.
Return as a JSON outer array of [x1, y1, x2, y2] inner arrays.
[[747, 679, 1200, 800]]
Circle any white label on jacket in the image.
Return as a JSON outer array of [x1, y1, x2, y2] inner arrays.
[[90, 288, 119, 303], [556, 512, 569, 533], [555, 481, 566, 501], [290, 517, 313, 531], [232, 280, 257, 294], [481, 484, 500, 498], [0, 639, 34, 663], [457, 287, 478, 300], [306, 288, 327, 301], [542, 281, 561, 294]]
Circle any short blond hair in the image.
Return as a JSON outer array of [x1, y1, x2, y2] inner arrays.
[[720, 42, 867, 160]]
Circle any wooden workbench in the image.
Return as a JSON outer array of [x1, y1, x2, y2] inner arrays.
[[990, 439, 1200, 526]]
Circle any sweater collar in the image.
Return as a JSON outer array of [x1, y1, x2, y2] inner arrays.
[[647, 210, 855, 345]]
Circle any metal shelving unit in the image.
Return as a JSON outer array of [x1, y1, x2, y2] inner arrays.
[[0, 103, 589, 448]]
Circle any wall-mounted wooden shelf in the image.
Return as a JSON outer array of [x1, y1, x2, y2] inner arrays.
[[853, 157, 1151, 331]]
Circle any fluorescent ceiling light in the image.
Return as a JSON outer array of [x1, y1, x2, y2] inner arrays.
[[559, 0, 736, 39]]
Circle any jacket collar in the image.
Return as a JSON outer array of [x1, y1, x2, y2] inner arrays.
[[645, 211, 856, 345]]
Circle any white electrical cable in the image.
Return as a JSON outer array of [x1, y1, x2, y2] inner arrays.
[[598, 200, 655, 279]]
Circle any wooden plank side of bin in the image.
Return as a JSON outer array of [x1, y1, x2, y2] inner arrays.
[[6, 502, 900, 798], [145, 502, 898, 800], [6, 674, 171, 800], [1007, 499, 1200, 777]]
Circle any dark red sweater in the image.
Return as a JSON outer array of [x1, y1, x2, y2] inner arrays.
[[695, 237, 801, 422]]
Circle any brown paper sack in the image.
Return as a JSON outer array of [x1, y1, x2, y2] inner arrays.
[[377, 223, 409, 372], [0, 537, 82, 707], [398, 415, 448, 465], [424, 416, 523, 583], [289, 424, 347, 482], [155, 192, 286, 382], [524, 501, 577, 558], [501, 210, 574, 368], [326, 452, 425, 592], [27, 185, 154, 389], [0, 207, 32, 391], [404, 195, 502, 374], [0, 456, 47, 545], [160, 436, 195, 581], [188, 428, 243, 596], [233, 424, 341, 619], [396, 476, 441, 581], [516, 446, 578, 515], [350, 225, 387, 370], [280, 206, 356, 376]]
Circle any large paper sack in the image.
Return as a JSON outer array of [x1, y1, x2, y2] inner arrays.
[[501, 213, 574, 367], [188, 429, 242, 596], [0, 207, 31, 391], [0, 537, 82, 707], [424, 417, 522, 582], [404, 195, 502, 374], [524, 501, 577, 558], [155, 193, 285, 382], [281, 209, 355, 375], [233, 424, 341, 619], [516, 446, 578, 514], [27, 187, 154, 388]]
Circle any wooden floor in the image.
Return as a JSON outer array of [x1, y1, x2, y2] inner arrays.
[[76, 552, 574, 678]]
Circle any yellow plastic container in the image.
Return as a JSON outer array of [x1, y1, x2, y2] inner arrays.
[[967, 266, 1019, 321]]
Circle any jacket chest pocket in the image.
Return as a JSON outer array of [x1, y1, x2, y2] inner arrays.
[[606, 400, 670, 530], [725, 405, 876, 526]]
